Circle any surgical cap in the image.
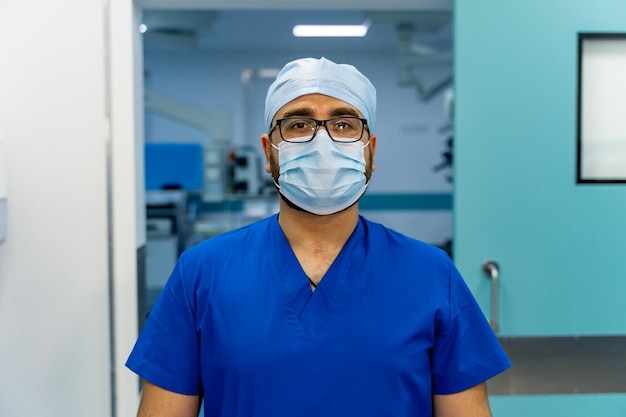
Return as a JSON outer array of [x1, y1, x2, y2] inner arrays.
[[264, 57, 377, 131]]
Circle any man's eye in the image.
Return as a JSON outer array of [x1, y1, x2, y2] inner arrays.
[[287, 121, 310, 130], [334, 120, 354, 130]]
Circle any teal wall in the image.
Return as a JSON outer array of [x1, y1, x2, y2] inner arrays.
[[490, 394, 626, 417], [454, 0, 626, 335], [455, 1, 626, 414]]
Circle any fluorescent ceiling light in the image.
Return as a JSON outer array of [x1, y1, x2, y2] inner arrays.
[[293, 20, 370, 38]]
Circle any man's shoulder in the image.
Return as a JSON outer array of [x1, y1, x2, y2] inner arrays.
[[360, 215, 447, 258]]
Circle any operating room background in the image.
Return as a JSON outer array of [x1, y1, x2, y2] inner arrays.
[[140, 10, 457, 317], [141, 9, 455, 249]]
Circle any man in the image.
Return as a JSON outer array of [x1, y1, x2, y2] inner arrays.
[[127, 57, 510, 417]]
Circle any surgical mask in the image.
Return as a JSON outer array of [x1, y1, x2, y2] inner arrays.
[[272, 130, 369, 215]]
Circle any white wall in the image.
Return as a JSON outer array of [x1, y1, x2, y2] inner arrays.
[[109, 1, 145, 416], [0, 1, 140, 416]]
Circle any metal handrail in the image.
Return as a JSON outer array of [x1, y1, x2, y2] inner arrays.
[[482, 260, 500, 333]]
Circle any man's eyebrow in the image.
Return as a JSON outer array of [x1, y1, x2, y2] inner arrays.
[[281, 107, 361, 118], [330, 107, 360, 118], [282, 107, 314, 118]]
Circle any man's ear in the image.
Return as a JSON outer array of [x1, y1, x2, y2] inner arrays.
[[261, 134, 272, 173]]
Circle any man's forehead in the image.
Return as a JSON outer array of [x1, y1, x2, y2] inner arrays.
[[275, 94, 362, 117]]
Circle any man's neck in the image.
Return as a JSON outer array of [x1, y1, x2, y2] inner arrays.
[[277, 199, 359, 250]]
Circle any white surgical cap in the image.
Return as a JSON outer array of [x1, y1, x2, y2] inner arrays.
[[264, 57, 377, 131]]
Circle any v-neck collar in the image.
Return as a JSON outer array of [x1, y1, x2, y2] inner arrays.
[[270, 214, 365, 339]]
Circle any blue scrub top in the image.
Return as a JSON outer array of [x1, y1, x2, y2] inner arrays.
[[127, 214, 510, 417]]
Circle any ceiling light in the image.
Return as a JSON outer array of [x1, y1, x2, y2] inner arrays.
[[292, 20, 370, 38]]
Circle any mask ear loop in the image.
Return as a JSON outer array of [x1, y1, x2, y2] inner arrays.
[[269, 141, 281, 189], [361, 139, 372, 188]]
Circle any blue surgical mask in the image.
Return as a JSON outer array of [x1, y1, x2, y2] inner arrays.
[[272, 130, 369, 215]]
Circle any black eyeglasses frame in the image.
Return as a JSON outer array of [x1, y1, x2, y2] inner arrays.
[[268, 116, 369, 143]]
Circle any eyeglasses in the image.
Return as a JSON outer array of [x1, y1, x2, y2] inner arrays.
[[269, 116, 368, 143]]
